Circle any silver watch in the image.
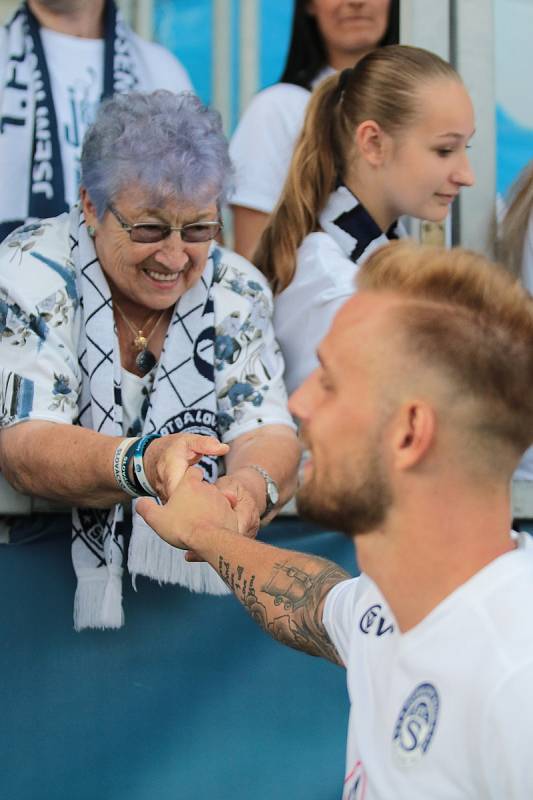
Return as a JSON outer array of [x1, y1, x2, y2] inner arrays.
[[248, 464, 279, 520]]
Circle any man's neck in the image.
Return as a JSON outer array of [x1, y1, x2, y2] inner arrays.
[[27, 0, 106, 39], [354, 484, 516, 633]]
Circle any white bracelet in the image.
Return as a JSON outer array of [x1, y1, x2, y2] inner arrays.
[[113, 437, 141, 497], [132, 434, 161, 497]]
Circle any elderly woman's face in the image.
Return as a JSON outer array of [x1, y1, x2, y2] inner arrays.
[[82, 186, 218, 311]]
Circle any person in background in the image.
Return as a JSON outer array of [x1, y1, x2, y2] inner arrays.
[[499, 158, 533, 292], [254, 45, 474, 395], [0, 90, 298, 630], [139, 240, 533, 799], [498, 158, 533, 517], [0, 0, 193, 241], [229, 0, 399, 260]]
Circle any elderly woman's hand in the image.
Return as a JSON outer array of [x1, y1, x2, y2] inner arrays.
[[142, 433, 229, 503]]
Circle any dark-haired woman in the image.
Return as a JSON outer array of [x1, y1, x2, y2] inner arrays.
[[229, 0, 399, 260]]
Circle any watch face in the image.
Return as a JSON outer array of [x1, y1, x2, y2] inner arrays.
[[268, 479, 279, 506], [251, 465, 279, 517]]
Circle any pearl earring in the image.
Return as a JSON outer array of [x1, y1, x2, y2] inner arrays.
[[87, 224, 96, 238]]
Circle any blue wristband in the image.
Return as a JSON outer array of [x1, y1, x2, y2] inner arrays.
[[133, 433, 162, 497]]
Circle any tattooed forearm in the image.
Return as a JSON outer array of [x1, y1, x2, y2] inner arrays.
[[217, 553, 350, 665]]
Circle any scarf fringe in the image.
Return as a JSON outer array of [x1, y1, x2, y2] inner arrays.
[[128, 525, 230, 595], [73, 572, 125, 631]]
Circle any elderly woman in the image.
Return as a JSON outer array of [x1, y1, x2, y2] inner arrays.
[[0, 90, 299, 631]]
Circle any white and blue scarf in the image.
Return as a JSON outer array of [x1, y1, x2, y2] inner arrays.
[[318, 184, 400, 262], [0, 1, 139, 242], [70, 207, 228, 631]]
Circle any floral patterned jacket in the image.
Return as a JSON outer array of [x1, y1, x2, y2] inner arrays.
[[0, 214, 294, 442]]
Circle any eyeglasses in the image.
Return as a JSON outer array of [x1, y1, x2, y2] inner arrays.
[[107, 204, 223, 244]]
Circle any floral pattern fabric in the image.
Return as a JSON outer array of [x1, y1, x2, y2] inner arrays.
[[0, 214, 294, 442]]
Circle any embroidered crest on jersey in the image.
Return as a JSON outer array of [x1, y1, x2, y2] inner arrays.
[[392, 682, 439, 765], [359, 603, 394, 636]]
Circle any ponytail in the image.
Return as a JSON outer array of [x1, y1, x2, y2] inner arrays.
[[254, 73, 343, 293]]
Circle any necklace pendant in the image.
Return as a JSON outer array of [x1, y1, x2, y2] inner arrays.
[[135, 348, 157, 375], [134, 333, 148, 351]]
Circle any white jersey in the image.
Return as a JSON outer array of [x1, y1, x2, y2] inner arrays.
[[229, 69, 333, 214], [40, 27, 193, 208], [323, 532, 533, 799], [273, 231, 357, 395], [274, 186, 402, 395], [229, 82, 310, 213]]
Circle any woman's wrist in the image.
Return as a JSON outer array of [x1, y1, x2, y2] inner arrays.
[[230, 465, 279, 518], [113, 435, 161, 498]]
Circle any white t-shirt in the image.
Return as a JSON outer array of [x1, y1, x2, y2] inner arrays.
[[229, 83, 310, 213], [121, 367, 153, 437], [323, 532, 533, 799], [273, 187, 402, 395], [273, 232, 358, 395], [40, 28, 193, 208], [229, 69, 334, 214]]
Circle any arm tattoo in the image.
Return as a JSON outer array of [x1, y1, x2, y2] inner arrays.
[[217, 554, 350, 666]]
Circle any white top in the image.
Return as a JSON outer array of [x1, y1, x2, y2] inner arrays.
[[273, 186, 402, 395], [273, 232, 358, 395], [40, 28, 193, 208], [121, 367, 153, 437], [323, 532, 533, 799], [229, 82, 311, 213], [229, 69, 334, 214]]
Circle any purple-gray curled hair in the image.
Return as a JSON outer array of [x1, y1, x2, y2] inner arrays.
[[81, 90, 233, 218]]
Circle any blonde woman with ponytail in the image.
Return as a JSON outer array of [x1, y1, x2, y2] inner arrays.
[[255, 44, 475, 394]]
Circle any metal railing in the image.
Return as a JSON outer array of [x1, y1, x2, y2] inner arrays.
[[2, 472, 533, 520]]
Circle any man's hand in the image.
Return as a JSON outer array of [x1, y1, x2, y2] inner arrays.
[[142, 433, 229, 502], [137, 466, 239, 551], [215, 473, 261, 540]]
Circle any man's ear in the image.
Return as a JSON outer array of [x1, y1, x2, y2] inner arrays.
[[391, 401, 436, 471], [80, 187, 98, 229], [355, 120, 390, 168]]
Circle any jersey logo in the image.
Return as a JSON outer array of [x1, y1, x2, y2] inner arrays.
[[392, 682, 439, 765], [359, 603, 394, 636]]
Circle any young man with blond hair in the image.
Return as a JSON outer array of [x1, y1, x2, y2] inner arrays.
[[139, 240, 533, 799]]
